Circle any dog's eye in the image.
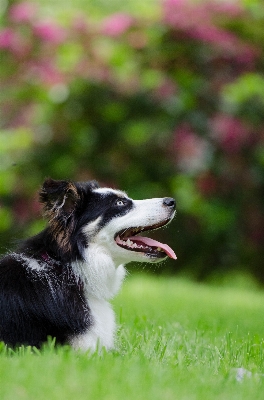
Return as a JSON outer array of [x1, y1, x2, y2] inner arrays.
[[115, 199, 126, 206]]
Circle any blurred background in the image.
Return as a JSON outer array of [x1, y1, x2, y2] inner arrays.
[[1, 0, 264, 283]]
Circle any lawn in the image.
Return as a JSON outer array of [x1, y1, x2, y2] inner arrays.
[[1, 274, 264, 399]]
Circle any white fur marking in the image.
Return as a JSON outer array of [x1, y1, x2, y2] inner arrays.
[[13, 254, 44, 272], [82, 216, 102, 236], [27, 258, 43, 271], [94, 188, 127, 197], [71, 249, 126, 352]]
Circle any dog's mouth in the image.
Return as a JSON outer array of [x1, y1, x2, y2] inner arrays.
[[114, 219, 176, 260]]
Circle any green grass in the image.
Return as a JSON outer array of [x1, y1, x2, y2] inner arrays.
[[1, 274, 264, 399]]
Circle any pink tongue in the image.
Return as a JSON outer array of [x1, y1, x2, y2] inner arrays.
[[129, 236, 177, 260]]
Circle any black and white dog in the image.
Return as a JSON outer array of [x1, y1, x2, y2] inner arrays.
[[0, 179, 176, 351]]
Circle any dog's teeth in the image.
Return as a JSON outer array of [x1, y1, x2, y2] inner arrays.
[[157, 247, 161, 251]]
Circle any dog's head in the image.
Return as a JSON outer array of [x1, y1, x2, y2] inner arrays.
[[40, 178, 176, 264]]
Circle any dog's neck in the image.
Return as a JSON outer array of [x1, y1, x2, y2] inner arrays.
[[72, 243, 126, 301]]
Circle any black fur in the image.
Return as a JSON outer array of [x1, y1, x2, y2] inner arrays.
[[0, 255, 91, 347], [0, 179, 133, 348]]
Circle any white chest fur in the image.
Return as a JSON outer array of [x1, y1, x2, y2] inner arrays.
[[70, 296, 116, 352], [71, 245, 126, 352]]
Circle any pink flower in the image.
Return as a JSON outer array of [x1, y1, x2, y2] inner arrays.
[[210, 114, 251, 153], [193, 25, 237, 48], [0, 28, 15, 48], [9, 104, 35, 128], [204, 1, 243, 18], [72, 15, 90, 34], [197, 172, 217, 197], [10, 35, 31, 58], [163, 0, 258, 65], [101, 13, 134, 37], [9, 1, 37, 23], [235, 45, 258, 66], [188, 25, 257, 64], [13, 197, 41, 224], [153, 78, 178, 100], [163, 0, 210, 30], [163, 0, 243, 28], [0, 28, 30, 57], [33, 22, 66, 44], [164, 0, 236, 47], [173, 124, 212, 173], [28, 61, 64, 85]]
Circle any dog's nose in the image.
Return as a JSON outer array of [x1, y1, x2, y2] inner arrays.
[[163, 197, 176, 209]]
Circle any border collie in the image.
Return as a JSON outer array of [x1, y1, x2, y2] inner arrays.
[[0, 179, 176, 351]]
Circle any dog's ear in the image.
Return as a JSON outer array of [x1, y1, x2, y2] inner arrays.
[[39, 178, 80, 253], [39, 178, 80, 218]]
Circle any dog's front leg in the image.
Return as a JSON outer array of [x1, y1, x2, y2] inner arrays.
[[111, 264, 126, 297]]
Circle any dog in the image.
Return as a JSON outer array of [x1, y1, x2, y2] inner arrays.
[[0, 178, 176, 351]]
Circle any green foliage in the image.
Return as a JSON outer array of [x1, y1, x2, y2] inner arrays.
[[1, 0, 264, 279], [224, 73, 264, 105], [1, 275, 264, 399]]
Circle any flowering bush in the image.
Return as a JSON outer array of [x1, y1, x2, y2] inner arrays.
[[1, 0, 264, 280]]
